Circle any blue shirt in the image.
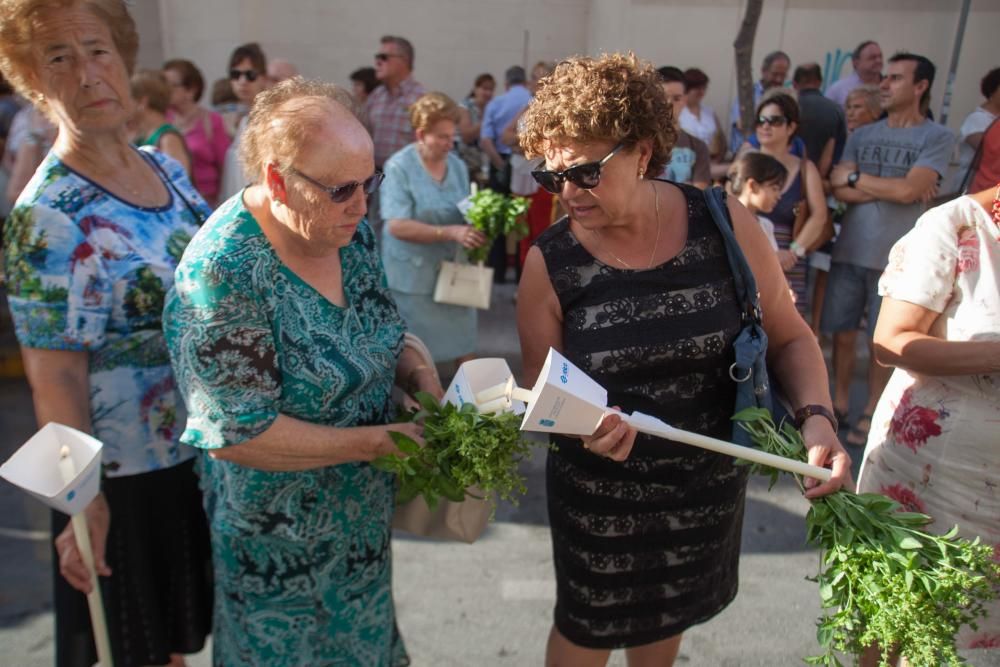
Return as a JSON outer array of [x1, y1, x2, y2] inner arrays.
[[480, 84, 532, 155]]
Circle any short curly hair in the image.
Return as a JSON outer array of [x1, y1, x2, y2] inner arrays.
[[0, 0, 138, 115], [408, 92, 460, 133], [241, 77, 358, 183], [519, 53, 675, 178]]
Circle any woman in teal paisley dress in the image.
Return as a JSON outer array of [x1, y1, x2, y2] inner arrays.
[[164, 78, 441, 667], [0, 2, 212, 666]]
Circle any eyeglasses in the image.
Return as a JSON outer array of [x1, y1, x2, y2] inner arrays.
[[290, 168, 384, 203], [531, 144, 624, 195], [374, 53, 403, 63], [229, 68, 259, 82], [757, 114, 788, 128]]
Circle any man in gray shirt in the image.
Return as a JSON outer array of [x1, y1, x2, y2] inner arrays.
[[822, 52, 954, 447]]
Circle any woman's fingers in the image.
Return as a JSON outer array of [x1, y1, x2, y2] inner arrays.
[[55, 526, 94, 593], [581, 413, 637, 461]]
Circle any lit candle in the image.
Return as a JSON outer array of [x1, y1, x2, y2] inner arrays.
[[477, 396, 511, 414]]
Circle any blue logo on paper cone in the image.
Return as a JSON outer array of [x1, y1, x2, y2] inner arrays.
[[559, 362, 569, 384], [67, 490, 76, 502], [539, 419, 555, 427]]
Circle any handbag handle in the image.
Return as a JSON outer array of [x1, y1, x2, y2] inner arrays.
[[701, 186, 763, 328]]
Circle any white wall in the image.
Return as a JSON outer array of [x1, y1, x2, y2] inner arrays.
[[154, 0, 589, 106], [145, 0, 997, 131]]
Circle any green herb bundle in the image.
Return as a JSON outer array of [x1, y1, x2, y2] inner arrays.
[[373, 392, 537, 511], [734, 408, 1000, 667], [463, 188, 530, 263]]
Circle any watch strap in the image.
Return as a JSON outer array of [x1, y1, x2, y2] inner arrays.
[[793, 404, 838, 432]]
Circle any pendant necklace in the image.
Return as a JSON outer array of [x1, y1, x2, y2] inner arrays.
[[593, 181, 661, 269]]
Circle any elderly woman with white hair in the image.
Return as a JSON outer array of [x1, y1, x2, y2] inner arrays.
[[163, 78, 439, 666]]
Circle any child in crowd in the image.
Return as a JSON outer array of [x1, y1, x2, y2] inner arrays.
[[728, 151, 800, 305], [728, 151, 787, 254]]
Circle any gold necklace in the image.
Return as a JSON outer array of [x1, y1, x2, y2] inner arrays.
[[593, 181, 661, 269]]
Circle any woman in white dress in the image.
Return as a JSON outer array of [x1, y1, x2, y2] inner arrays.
[[860, 184, 1000, 655]]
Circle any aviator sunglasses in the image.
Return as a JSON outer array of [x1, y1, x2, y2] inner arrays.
[[290, 168, 385, 203], [531, 144, 624, 194], [229, 68, 259, 82]]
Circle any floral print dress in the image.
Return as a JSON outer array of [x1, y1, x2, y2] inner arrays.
[[163, 196, 409, 666], [3, 148, 205, 475], [858, 194, 1000, 649]]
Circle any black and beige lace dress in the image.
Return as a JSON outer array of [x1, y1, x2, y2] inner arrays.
[[535, 182, 749, 649]]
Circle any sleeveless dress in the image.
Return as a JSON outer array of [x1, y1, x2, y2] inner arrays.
[[768, 166, 809, 314], [534, 182, 748, 649]]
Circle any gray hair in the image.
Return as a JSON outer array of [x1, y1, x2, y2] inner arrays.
[[505, 65, 526, 86], [762, 50, 790, 72], [381, 35, 414, 69]]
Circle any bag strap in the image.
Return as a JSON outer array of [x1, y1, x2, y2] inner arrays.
[[701, 186, 763, 327], [143, 150, 207, 225]]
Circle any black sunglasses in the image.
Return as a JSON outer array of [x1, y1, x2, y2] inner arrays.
[[757, 114, 788, 128], [374, 53, 402, 63], [229, 68, 259, 82], [531, 144, 624, 195], [290, 168, 384, 203]]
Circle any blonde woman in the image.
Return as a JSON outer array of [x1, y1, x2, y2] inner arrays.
[[381, 92, 487, 367]]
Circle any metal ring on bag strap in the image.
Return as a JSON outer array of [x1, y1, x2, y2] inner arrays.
[[729, 362, 752, 383]]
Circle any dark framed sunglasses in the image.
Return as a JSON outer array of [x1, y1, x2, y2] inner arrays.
[[374, 53, 402, 63], [757, 114, 788, 128], [290, 168, 384, 203], [229, 68, 259, 82], [531, 144, 624, 194]]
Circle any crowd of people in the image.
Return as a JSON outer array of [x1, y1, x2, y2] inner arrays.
[[0, 0, 997, 666]]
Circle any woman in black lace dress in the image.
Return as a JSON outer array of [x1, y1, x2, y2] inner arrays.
[[515, 54, 852, 666]]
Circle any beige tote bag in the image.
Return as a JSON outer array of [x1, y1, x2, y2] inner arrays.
[[433, 259, 493, 310], [390, 333, 491, 543]]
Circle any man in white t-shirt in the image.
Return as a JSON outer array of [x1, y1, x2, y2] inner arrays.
[[825, 41, 883, 108]]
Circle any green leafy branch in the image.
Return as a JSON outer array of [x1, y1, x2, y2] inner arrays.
[[373, 392, 539, 514], [733, 407, 1000, 667], [463, 188, 530, 263]]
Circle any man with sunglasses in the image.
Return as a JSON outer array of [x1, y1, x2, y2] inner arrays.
[[365, 35, 425, 236], [366, 35, 425, 170]]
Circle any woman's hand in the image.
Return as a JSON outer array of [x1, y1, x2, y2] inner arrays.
[[580, 411, 637, 462], [776, 249, 797, 271], [801, 417, 854, 499], [380, 421, 426, 457], [55, 493, 112, 594], [448, 225, 488, 249]]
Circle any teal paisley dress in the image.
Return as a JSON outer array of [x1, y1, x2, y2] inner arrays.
[[163, 194, 409, 666]]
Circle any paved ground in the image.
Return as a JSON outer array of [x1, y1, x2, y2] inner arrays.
[[1, 283, 997, 666]]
